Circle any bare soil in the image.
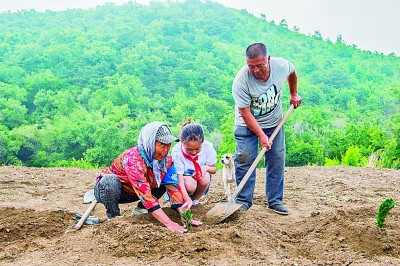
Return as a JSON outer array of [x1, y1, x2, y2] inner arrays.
[[0, 166, 399, 265]]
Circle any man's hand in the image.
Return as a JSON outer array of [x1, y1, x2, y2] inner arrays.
[[290, 94, 302, 108], [259, 133, 271, 150]]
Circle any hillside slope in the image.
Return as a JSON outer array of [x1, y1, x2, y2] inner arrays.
[[1, 1, 399, 168]]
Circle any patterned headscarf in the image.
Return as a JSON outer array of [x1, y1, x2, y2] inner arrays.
[[137, 122, 169, 187]]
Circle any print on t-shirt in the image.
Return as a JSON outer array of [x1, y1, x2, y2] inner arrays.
[[250, 84, 279, 116]]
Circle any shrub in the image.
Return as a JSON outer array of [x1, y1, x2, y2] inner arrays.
[[342, 146, 367, 167], [324, 157, 340, 166]]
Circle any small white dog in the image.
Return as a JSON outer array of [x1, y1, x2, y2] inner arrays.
[[221, 154, 236, 200]]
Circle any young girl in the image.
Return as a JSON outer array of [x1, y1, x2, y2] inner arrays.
[[172, 119, 217, 206]]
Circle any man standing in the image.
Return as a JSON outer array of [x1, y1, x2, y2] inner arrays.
[[232, 43, 302, 215]]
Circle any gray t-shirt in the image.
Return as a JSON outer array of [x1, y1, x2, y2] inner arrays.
[[232, 57, 295, 128]]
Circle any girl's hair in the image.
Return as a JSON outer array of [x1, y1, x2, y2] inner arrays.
[[180, 118, 204, 144]]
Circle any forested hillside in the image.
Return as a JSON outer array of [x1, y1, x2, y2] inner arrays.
[[0, 0, 399, 169]]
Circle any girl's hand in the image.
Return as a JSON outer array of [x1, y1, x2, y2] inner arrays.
[[189, 219, 202, 226], [201, 165, 209, 175], [181, 199, 193, 210], [201, 164, 216, 176]]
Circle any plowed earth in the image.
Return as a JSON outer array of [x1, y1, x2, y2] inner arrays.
[[0, 166, 399, 265]]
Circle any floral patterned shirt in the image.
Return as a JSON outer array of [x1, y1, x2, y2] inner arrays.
[[100, 146, 184, 212]]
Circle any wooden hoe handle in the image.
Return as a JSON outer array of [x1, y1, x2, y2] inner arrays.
[[230, 104, 295, 200], [75, 199, 97, 230]]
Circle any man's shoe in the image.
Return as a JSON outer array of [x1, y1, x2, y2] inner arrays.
[[268, 204, 289, 215], [132, 207, 148, 216]]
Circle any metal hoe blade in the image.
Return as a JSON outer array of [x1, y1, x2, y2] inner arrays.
[[206, 200, 244, 223], [83, 189, 95, 203]]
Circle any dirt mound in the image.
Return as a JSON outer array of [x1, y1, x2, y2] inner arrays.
[[0, 166, 399, 265]]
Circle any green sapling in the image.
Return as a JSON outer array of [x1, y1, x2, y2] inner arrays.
[[376, 198, 395, 228], [181, 209, 193, 232]]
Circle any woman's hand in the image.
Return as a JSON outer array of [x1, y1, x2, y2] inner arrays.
[[152, 208, 187, 233], [165, 220, 188, 233]]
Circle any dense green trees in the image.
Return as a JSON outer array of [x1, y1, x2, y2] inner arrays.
[[0, 0, 398, 169]]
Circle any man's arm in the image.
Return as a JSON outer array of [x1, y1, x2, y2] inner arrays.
[[238, 107, 271, 149], [287, 71, 302, 108]]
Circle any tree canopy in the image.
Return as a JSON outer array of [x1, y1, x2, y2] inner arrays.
[[0, 0, 399, 169]]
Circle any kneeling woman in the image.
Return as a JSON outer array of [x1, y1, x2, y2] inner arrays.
[[93, 122, 201, 233]]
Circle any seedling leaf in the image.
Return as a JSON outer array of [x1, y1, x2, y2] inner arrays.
[[181, 209, 193, 232], [376, 198, 395, 228]]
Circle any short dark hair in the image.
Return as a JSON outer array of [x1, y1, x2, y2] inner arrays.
[[180, 121, 204, 144], [245, 43, 269, 59]]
